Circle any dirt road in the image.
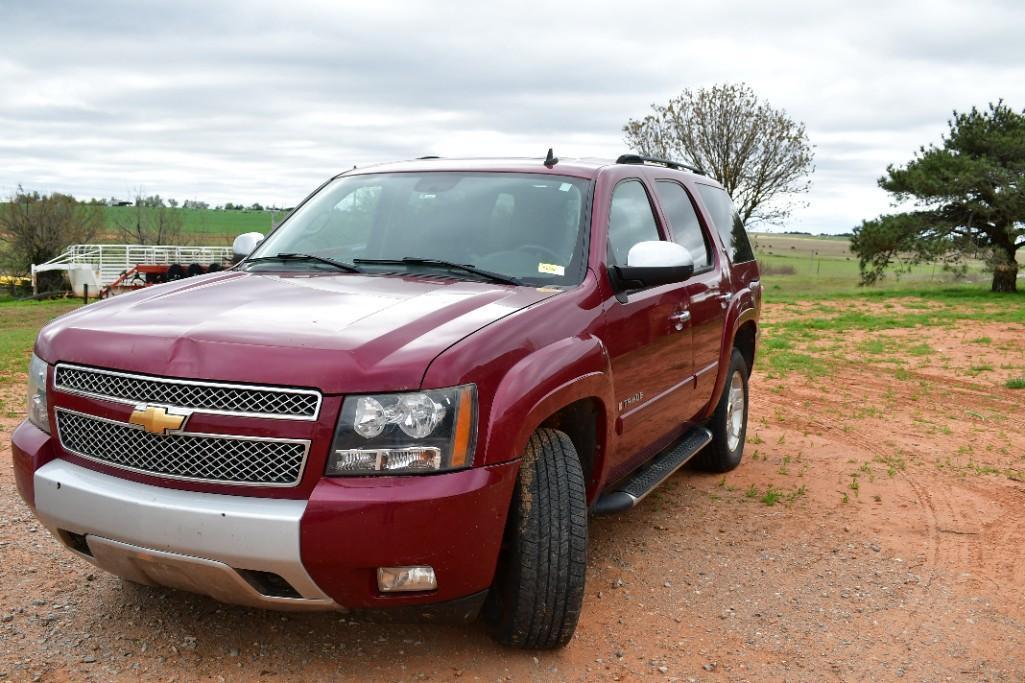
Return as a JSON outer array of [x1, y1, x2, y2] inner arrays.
[[2, 302, 1024, 681]]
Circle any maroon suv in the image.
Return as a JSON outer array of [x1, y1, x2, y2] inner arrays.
[[13, 153, 760, 648]]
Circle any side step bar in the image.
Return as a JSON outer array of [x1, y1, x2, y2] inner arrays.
[[591, 426, 713, 515]]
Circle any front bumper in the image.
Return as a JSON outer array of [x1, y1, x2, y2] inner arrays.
[[13, 420, 520, 612], [33, 458, 335, 609]]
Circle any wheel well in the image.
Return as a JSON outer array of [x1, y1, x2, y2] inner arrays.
[[734, 321, 757, 375], [538, 398, 603, 496]]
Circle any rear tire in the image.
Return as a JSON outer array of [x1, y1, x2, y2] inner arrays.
[[486, 428, 587, 649], [693, 348, 749, 473]]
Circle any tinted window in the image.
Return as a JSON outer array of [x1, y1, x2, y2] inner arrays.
[[654, 181, 712, 269], [253, 172, 590, 285], [607, 180, 661, 265], [696, 185, 756, 263]]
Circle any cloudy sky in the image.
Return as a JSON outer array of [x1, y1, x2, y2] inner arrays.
[[2, 0, 1024, 233]]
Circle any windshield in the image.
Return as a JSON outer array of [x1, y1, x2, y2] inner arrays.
[[250, 172, 592, 286]]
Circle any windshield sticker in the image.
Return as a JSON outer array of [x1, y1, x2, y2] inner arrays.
[[538, 263, 565, 276], [559, 182, 572, 192]]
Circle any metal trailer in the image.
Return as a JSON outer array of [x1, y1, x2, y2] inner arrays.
[[32, 244, 235, 298]]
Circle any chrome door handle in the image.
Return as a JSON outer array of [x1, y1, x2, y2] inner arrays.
[[719, 292, 732, 309], [669, 310, 691, 330]]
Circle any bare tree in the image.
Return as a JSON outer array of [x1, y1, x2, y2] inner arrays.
[[624, 83, 815, 225], [115, 193, 188, 244], [0, 188, 102, 289]]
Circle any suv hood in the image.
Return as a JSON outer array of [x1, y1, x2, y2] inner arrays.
[[36, 271, 559, 393]]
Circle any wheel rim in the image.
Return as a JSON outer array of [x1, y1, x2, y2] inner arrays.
[[725, 370, 745, 452]]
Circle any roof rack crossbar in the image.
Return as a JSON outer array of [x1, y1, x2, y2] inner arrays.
[[615, 154, 705, 176]]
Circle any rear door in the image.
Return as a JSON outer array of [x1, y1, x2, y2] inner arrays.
[[694, 184, 761, 405], [654, 179, 727, 416]]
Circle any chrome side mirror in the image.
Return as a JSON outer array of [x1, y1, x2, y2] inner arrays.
[[612, 241, 695, 289], [232, 232, 265, 260]]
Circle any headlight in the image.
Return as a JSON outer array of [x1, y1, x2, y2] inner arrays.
[[27, 353, 50, 434], [326, 385, 476, 476]]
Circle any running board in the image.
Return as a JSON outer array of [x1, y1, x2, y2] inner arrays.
[[591, 426, 713, 515]]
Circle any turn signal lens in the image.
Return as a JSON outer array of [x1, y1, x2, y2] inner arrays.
[[450, 385, 474, 468]]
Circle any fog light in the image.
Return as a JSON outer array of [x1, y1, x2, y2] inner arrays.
[[377, 566, 437, 593]]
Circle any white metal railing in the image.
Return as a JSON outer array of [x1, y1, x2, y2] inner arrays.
[[32, 244, 235, 293]]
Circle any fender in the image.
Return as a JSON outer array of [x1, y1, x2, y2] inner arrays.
[[484, 335, 615, 475], [700, 287, 759, 420]]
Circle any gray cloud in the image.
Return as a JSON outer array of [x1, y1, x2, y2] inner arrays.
[[2, 0, 1023, 231]]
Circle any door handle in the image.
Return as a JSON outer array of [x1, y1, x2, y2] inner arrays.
[[669, 310, 691, 330], [719, 292, 732, 309]]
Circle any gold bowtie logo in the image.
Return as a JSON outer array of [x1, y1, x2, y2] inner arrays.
[[129, 405, 188, 435]]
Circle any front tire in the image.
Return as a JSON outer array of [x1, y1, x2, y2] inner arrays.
[[486, 428, 587, 649], [693, 348, 749, 472]]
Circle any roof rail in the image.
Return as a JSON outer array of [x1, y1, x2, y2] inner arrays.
[[615, 154, 705, 176]]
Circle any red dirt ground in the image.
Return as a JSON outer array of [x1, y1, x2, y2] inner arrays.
[[2, 303, 1024, 681]]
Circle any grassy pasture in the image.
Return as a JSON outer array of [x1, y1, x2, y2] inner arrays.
[[749, 232, 1005, 299], [755, 286, 1025, 379], [99, 206, 279, 245]]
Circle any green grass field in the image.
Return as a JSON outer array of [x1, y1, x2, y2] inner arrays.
[[100, 206, 279, 245], [0, 300, 80, 418], [749, 232, 1010, 300]]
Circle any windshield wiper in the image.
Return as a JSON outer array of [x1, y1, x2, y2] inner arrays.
[[353, 257, 521, 286], [244, 252, 361, 273]]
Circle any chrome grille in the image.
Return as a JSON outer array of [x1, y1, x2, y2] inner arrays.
[[56, 409, 308, 486], [54, 364, 321, 420]]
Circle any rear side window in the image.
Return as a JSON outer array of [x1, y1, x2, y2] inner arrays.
[[654, 181, 712, 270], [695, 185, 756, 264], [607, 180, 661, 265]]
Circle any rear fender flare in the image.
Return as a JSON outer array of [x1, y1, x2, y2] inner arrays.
[[702, 292, 759, 420]]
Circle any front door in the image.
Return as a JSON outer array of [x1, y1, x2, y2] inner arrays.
[[602, 178, 695, 481]]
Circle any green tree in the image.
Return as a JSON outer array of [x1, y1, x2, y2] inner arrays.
[[852, 102, 1025, 292], [623, 83, 815, 225], [0, 189, 102, 290]]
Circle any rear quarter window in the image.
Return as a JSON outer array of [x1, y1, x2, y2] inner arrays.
[[654, 180, 712, 270], [695, 185, 756, 264]]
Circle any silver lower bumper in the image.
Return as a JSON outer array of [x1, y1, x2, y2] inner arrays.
[[33, 459, 335, 610]]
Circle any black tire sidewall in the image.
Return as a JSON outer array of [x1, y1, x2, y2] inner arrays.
[[696, 349, 749, 472], [486, 428, 587, 649]]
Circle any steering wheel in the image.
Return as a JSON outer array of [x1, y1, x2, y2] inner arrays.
[[516, 243, 563, 264]]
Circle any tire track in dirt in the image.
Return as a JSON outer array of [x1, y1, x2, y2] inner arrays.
[[954, 478, 1025, 602], [756, 342, 1025, 649], [756, 392, 942, 620]]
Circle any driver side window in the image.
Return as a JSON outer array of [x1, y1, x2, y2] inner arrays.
[[608, 180, 661, 266]]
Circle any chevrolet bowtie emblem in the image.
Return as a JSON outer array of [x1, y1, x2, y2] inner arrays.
[[129, 404, 189, 435]]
